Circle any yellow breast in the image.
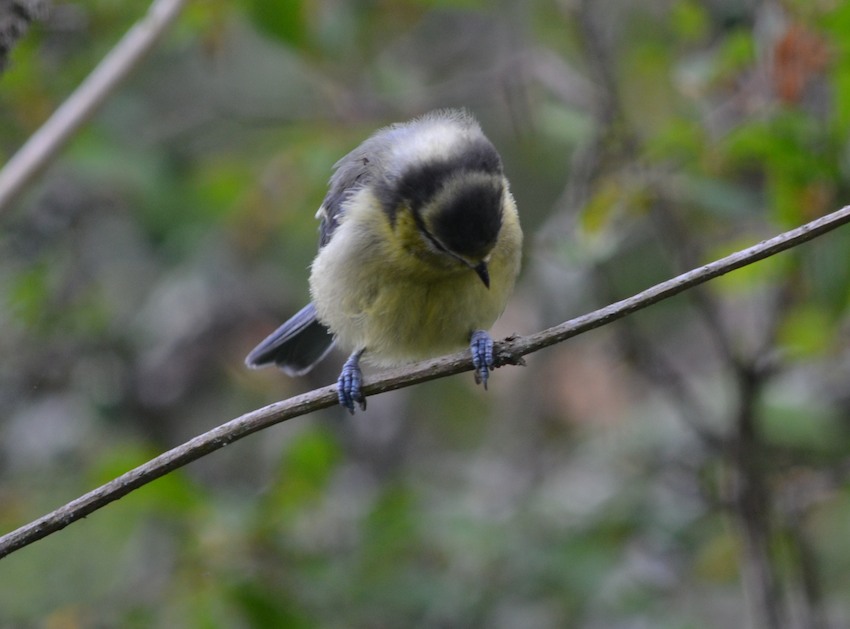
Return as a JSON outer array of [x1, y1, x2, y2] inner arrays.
[[309, 186, 522, 366]]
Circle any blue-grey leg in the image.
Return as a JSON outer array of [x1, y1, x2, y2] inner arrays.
[[338, 348, 367, 413], [470, 330, 494, 389]]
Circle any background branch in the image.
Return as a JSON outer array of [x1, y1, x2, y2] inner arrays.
[[1, 204, 848, 560], [0, 0, 186, 213]]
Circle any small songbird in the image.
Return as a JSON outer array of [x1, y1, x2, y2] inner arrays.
[[245, 110, 523, 412]]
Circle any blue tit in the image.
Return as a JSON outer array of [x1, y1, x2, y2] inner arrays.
[[245, 109, 523, 412]]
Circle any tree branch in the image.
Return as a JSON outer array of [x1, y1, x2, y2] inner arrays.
[[732, 366, 787, 629], [0, 0, 186, 213], [0, 205, 849, 560]]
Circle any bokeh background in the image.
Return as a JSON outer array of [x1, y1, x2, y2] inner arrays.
[[2, 0, 850, 627]]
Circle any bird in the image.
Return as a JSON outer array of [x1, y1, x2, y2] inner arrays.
[[245, 109, 522, 413]]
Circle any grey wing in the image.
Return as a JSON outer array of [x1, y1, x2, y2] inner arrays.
[[317, 130, 393, 248], [244, 303, 335, 376]]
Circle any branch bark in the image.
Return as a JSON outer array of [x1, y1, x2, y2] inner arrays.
[[0, 205, 848, 560], [0, 0, 186, 213]]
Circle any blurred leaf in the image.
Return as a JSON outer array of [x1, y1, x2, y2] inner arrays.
[[760, 396, 844, 453], [776, 303, 836, 358], [192, 157, 253, 219], [229, 581, 311, 629], [264, 426, 342, 521], [581, 179, 623, 235], [574, 176, 650, 264], [693, 529, 740, 582], [670, 0, 710, 43], [621, 40, 677, 132], [244, 0, 307, 47], [7, 261, 50, 326], [721, 110, 840, 226], [361, 484, 419, 571], [283, 426, 341, 488], [645, 118, 705, 163], [714, 28, 755, 78]]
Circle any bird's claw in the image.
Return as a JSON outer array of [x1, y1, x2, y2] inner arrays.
[[470, 330, 495, 389], [338, 352, 366, 413]]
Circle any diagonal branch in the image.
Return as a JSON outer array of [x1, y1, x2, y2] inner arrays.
[[0, 204, 849, 560], [0, 0, 187, 213]]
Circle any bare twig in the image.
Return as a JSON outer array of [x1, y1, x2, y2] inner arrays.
[[0, 0, 186, 213], [0, 205, 848, 559]]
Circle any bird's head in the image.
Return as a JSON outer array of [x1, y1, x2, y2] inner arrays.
[[417, 172, 503, 287], [388, 134, 505, 287]]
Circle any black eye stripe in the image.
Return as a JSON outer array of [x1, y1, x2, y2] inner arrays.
[[412, 209, 449, 253]]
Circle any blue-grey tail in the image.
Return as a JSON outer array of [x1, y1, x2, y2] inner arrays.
[[245, 303, 335, 376]]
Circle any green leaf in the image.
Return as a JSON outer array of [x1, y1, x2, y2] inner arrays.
[[265, 427, 342, 519], [245, 0, 307, 47], [671, 0, 710, 43], [229, 581, 311, 629], [7, 262, 50, 326], [777, 304, 836, 358]]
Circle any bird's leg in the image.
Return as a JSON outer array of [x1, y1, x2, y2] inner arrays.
[[338, 348, 367, 413], [470, 330, 494, 389]]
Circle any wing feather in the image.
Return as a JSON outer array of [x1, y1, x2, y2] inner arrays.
[[245, 303, 335, 376]]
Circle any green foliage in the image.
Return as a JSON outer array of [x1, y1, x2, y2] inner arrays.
[[8, 260, 51, 327], [228, 580, 312, 629], [670, 0, 710, 44], [245, 0, 308, 48], [264, 426, 342, 521]]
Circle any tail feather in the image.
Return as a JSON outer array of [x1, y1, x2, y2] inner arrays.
[[245, 303, 335, 376]]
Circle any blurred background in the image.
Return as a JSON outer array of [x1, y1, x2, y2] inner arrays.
[[2, 0, 850, 627]]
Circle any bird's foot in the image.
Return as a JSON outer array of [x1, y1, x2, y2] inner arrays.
[[470, 330, 495, 389], [338, 350, 367, 413]]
